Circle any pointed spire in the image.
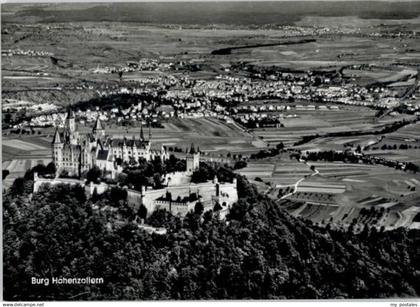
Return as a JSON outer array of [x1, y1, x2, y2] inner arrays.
[[189, 143, 195, 154], [52, 128, 62, 144], [93, 116, 104, 131], [140, 122, 144, 141], [66, 105, 75, 119]]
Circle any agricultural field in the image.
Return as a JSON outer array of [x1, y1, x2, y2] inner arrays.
[[341, 66, 417, 87], [236, 152, 312, 185], [258, 155, 420, 230], [363, 121, 420, 163], [2, 135, 52, 189], [2, 136, 51, 161], [102, 117, 266, 154], [250, 105, 416, 148]]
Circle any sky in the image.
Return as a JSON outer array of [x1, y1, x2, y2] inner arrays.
[[2, 0, 420, 3]]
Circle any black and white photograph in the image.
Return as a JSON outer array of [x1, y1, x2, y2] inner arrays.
[[1, 0, 420, 303]]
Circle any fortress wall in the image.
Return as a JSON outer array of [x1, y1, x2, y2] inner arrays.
[[34, 174, 237, 217], [127, 181, 238, 216], [89, 182, 109, 195], [127, 188, 166, 213], [164, 171, 191, 186], [218, 184, 238, 204], [34, 177, 109, 198], [33, 177, 86, 193], [154, 200, 196, 216]]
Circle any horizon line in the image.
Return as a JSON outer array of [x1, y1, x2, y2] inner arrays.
[[2, 0, 420, 3]]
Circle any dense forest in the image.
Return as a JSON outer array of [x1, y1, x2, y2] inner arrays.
[[3, 169, 420, 300]]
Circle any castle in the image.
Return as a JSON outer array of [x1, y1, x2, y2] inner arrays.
[[39, 108, 239, 218], [186, 144, 200, 173], [52, 108, 169, 178]]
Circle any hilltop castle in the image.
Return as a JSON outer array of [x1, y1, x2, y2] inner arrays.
[[52, 108, 170, 178], [36, 109, 238, 218]]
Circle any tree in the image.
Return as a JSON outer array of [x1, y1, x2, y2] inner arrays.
[[4, 167, 420, 300], [109, 186, 128, 204], [214, 202, 223, 212], [234, 160, 247, 170], [152, 173, 163, 189], [138, 204, 148, 220], [194, 201, 204, 215], [276, 142, 284, 150], [59, 169, 69, 178], [45, 162, 56, 174], [86, 167, 102, 183]]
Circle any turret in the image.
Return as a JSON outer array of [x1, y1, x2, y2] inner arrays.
[[160, 145, 168, 161], [233, 177, 237, 187], [65, 106, 76, 133], [140, 122, 144, 142], [214, 175, 220, 196], [92, 116, 105, 139], [52, 128, 63, 173], [213, 175, 218, 184], [186, 143, 200, 173], [140, 186, 146, 205], [52, 127, 62, 145], [122, 137, 128, 161], [189, 143, 196, 154]]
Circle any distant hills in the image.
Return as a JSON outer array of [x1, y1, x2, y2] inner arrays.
[[2, 1, 420, 25]]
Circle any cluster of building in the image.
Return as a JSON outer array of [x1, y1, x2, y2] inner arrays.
[[6, 53, 415, 131], [92, 58, 174, 74], [33, 109, 239, 217], [2, 48, 53, 57], [3, 99, 58, 114], [233, 113, 282, 128], [51, 108, 169, 178]]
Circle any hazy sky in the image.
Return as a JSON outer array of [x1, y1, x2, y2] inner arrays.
[[2, 0, 420, 3]]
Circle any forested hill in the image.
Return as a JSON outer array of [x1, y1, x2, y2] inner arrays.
[[3, 175, 420, 300]]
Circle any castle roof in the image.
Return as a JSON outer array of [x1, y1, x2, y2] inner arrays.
[[87, 134, 96, 142], [97, 149, 111, 161], [109, 138, 150, 149], [189, 143, 196, 154], [93, 116, 104, 131], [140, 123, 144, 140], [52, 128, 62, 144], [62, 143, 81, 153], [66, 106, 75, 119]]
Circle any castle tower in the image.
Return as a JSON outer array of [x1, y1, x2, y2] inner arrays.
[[214, 175, 220, 196], [92, 116, 105, 139], [140, 122, 145, 142], [62, 106, 79, 145], [52, 128, 63, 174], [186, 143, 200, 173], [65, 106, 76, 133], [122, 137, 128, 161], [160, 145, 168, 161], [140, 186, 146, 206]]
